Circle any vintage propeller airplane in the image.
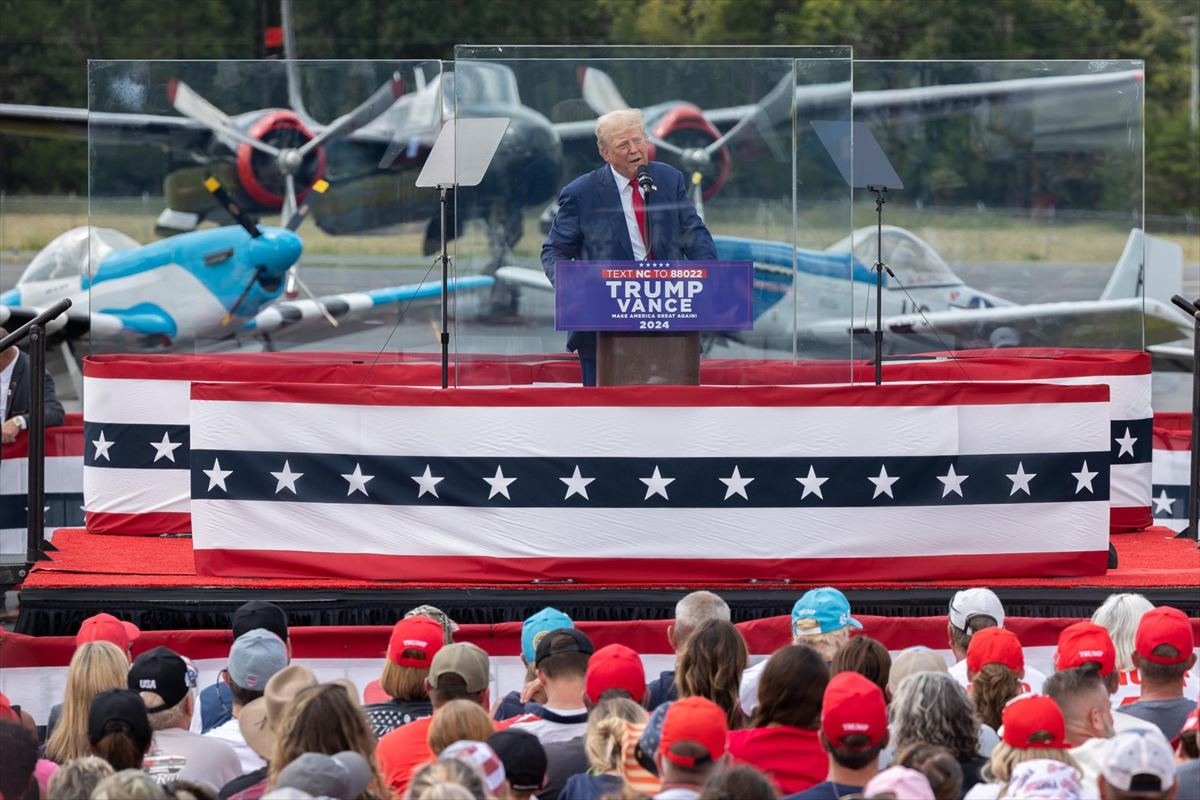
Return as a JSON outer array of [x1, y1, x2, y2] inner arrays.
[[0, 179, 492, 358], [497, 225, 1191, 356]]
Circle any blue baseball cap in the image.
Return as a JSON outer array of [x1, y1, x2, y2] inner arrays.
[[791, 587, 862, 636], [522, 608, 573, 664], [636, 700, 673, 776]]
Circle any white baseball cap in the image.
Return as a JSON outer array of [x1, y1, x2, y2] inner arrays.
[[1101, 727, 1176, 793], [948, 588, 1005, 632]]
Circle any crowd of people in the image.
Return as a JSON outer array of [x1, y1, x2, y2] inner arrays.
[[0, 589, 1196, 800]]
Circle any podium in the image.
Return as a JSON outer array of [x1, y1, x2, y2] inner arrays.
[[555, 260, 754, 386], [597, 331, 701, 386]]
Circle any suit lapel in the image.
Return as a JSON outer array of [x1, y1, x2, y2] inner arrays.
[[597, 166, 635, 261]]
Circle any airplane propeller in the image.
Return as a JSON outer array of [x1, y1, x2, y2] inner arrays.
[[168, 73, 404, 223], [203, 177, 261, 237], [577, 66, 789, 186]]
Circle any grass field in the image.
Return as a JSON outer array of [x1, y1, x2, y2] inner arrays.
[[1, 194, 1196, 271]]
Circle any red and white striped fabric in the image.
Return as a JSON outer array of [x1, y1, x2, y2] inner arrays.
[[188, 380, 1112, 582], [698, 349, 1153, 532], [82, 348, 1147, 538], [4, 615, 1198, 731], [0, 420, 84, 555], [81, 354, 531, 534], [1151, 412, 1192, 534]]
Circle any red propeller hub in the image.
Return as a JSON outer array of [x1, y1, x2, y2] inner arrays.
[[235, 111, 327, 209]]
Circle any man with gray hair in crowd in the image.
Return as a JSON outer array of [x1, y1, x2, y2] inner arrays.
[[541, 107, 717, 386], [129, 646, 242, 792], [647, 591, 731, 709]]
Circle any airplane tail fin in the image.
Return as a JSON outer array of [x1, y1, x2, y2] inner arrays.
[[1100, 227, 1184, 304]]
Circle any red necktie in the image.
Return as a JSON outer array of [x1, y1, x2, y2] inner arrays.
[[629, 178, 651, 260]]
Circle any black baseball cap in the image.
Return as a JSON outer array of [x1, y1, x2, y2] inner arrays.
[[489, 729, 548, 792], [233, 600, 289, 641], [87, 688, 152, 750], [128, 647, 189, 712], [534, 627, 594, 667]]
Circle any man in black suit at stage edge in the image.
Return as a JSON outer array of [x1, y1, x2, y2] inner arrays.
[[541, 108, 717, 386], [0, 326, 65, 444]]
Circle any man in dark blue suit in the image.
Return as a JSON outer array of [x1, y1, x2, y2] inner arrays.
[[541, 109, 717, 386]]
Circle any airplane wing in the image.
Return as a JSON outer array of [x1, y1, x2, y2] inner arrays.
[[808, 297, 1191, 351], [0, 305, 161, 340], [241, 275, 495, 334], [0, 104, 210, 147]]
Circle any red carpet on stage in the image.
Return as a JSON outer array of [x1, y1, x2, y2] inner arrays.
[[27, 526, 1200, 591]]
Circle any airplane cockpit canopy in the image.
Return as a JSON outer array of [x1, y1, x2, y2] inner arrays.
[[837, 225, 963, 288], [20, 227, 140, 284], [440, 62, 521, 116]]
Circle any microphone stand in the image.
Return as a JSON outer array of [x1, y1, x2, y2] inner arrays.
[[867, 185, 895, 386], [638, 167, 656, 261]]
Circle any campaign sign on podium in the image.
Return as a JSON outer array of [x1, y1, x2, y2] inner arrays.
[[555, 261, 754, 332]]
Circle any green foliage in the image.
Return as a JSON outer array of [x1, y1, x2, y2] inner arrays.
[[0, 0, 1195, 216]]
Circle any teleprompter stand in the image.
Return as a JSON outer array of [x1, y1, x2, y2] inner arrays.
[[811, 121, 905, 385], [416, 117, 510, 388]]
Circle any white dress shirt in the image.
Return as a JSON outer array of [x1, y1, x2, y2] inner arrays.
[[610, 164, 649, 260], [0, 354, 16, 421]]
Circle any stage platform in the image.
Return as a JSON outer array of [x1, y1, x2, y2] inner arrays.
[[14, 527, 1199, 636]]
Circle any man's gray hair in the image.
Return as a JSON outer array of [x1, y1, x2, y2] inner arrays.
[[1091, 592, 1154, 672], [46, 756, 115, 799], [674, 591, 731, 644], [595, 109, 645, 149], [140, 690, 186, 731]]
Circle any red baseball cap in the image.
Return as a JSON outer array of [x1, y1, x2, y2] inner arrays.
[[659, 696, 728, 767], [386, 616, 444, 668], [1002, 695, 1070, 750], [0, 691, 17, 722], [586, 644, 646, 704], [966, 626, 1024, 674], [821, 672, 887, 748], [1135, 606, 1194, 665], [1055, 622, 1116, 676], [76, 613, 140, 651]]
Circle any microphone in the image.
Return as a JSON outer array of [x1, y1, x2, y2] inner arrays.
[[636, 164, 656, 192]]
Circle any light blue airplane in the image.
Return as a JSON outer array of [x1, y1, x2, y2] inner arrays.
[[497, 224, 1190, 354], [0, 178, 493, 347]]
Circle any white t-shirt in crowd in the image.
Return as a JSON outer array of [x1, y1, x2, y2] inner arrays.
[[146, 727, 243, 792], [204, 716, 266, 774], [949, 658, 1047, 695]]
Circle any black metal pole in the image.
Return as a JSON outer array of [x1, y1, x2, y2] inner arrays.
[[1170, 294, 1200, 541], [871, 187, 887, 386], [439, 186, 450, 390], [26, 323, 49, 561]]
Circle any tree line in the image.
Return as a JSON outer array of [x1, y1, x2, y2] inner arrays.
[[0, 0, 1196, 217]]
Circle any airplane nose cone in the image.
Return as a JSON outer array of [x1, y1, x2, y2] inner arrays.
[[256, 229, 303, 276]]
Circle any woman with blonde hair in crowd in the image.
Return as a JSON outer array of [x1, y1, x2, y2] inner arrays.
[[1091, 591, 1157, 706], [963, 695, 1081, 800], [406, 758, 487, 800], [560, 697, 648, 800], [965, 628, 1025, 731], [427, 698, 495, 756], [43, 641, 128, 764], [267, 682, 389, 800], [676, 619, 749, 729], [889, 671, 988, 796]]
